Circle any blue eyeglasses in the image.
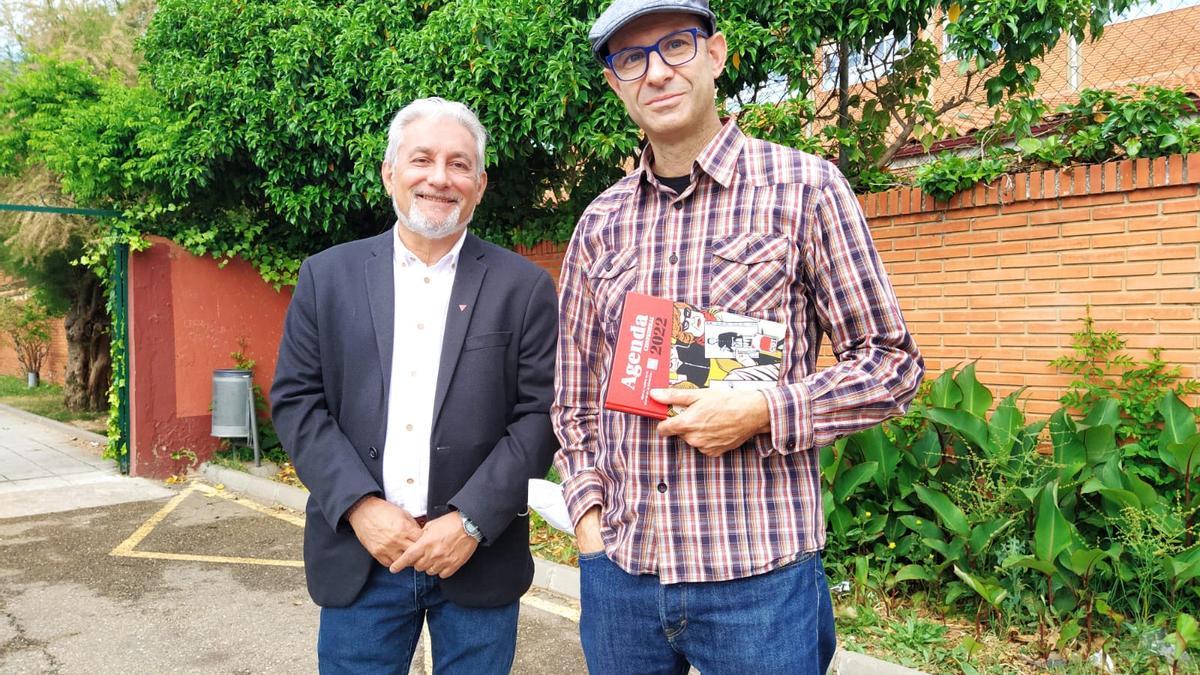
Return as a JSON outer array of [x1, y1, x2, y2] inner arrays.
[[604, 28, 709, 82]]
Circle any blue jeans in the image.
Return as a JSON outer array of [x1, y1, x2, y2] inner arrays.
[[579, 551, 836, 675], [318, 564, 519, 675]]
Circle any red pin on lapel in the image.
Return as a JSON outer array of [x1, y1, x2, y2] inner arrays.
[[458, 304, 467, 312]]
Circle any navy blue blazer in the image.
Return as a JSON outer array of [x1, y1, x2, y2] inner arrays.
[[270, 230, 559, 608]]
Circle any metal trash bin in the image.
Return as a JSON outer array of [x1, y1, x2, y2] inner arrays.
[[211, 368, 261, 466]]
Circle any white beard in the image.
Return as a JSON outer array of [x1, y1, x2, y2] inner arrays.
[[394, 196, 470, 239]]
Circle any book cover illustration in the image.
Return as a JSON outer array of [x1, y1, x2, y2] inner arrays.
[[604, 291, 785, 419]]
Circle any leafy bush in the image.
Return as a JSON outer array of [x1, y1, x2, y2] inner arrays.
[[0, 296, 54, 383], [914, 153, 1009, 201], [822, 334, 1200, 666]]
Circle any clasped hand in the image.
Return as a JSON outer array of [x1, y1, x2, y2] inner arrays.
[[650, 388, 771, 457], [347, 497, 478, 578]]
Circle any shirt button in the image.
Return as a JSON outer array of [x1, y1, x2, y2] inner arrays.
[[673, 201, 684, 210], [657, 482, 667, 494], [368, 446, 379, 459], [410, 371, 417, 377], [787, 440, 796, 449], [668, 253, 678, 264], [424, 277, 431, 284], [604, 262, 613, 271], [417, 323, 425, 330], [406, 424, 414, 432], [406, 478, 415, 485]]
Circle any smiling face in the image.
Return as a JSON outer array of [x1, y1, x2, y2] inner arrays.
[[381, 115, 488, 240], [602, 12, 726, 146]]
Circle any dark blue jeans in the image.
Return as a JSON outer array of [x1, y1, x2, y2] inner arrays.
[[317, 564, 519, 675], [579, 551, 836, 674]]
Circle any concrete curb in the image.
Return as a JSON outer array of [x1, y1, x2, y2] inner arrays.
[[0, 402, 108, 446]]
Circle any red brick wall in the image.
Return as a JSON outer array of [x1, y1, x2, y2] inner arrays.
[[516, 154, 1200, 418]]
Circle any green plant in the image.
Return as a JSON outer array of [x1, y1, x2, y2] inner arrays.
[[1057, 86, 1200, 161], [228, 341, 287, 467], [914, 153, 1010, 201]]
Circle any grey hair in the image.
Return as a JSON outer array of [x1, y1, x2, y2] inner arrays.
[[383, 97, 488, 175]]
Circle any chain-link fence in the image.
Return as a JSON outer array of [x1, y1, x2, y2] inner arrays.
[[808, 0, 1200, 167]]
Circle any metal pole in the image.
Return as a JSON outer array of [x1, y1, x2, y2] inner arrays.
[[247, 378, 261, 467], [1068, 34, 1081, 92]]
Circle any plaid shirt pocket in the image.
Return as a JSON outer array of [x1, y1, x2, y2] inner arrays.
[[709, 234, 791, 314]]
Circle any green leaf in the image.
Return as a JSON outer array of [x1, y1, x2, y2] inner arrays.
[[1035, 481, 1073, 564], [833, 461, 878, 503], [1164, 435, 1200, 478], [924, 407, 990, 450], [900, 514, 945, 540], [928, 367, 962, 408], [968, 517, 1016, 557], [894, 564, 935, 583], [987, 393, 1023, 457], [1066, 548, 1109, 577], [914, 484, 970, 538], [910, 427, 942, 471], [1003, 554, 1058, 576], [956, 363, 993, 419], [953, 565, 1009, 607], [1158, 391, 1198, 455], [852, 425, 899, 493]]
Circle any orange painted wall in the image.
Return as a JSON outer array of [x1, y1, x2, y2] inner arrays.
[[127, 236, 292, 477], [0, 273, 69, 385]]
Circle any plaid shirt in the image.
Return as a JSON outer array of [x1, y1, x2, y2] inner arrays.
[[552, 121, 924, 584]]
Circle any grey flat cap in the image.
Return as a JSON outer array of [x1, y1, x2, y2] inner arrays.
[[588, 0, 717, 63]]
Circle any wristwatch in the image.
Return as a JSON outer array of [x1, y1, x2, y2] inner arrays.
[[460, 512, 484, 543]]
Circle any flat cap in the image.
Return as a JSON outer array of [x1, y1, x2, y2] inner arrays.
[[588, 0, 717, 64]]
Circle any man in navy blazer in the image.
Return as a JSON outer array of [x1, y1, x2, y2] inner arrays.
[[271, 98, 558, 674]]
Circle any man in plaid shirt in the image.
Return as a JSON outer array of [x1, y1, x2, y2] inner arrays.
[[552, 0, 925, 672]]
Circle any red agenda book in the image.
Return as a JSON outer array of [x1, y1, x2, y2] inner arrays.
[[603, 292, 673, 419], [603, 292, 786, 419]]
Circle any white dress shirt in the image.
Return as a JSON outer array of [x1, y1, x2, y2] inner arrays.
[[382, 227, 465, 517]]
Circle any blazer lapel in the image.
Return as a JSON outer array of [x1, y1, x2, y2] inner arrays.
[[432, 234, 486, 426], [364, 231, 396, 397]]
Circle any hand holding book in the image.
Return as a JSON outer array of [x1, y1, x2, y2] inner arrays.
[[650, 386, 772, 457]]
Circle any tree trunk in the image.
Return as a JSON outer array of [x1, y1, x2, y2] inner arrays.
[[63, 271, 111, 412]]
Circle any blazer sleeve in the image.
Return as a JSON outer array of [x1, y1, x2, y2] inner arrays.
[[270, 259, 381, 533], [448, 270, 559, 543]]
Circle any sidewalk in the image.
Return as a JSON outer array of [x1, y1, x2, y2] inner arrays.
[[0, 403, 172, 519]]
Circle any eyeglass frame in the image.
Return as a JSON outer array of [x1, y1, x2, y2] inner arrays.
[[603, 27, 710, 82]]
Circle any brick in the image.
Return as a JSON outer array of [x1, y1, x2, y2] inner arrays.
[[1059, 278, 1122, 293], [943, 335, 1000, 347], [971, 242, 1028, 257], [1000, 200, 1048, 215], [1002, 224, 1063, 241], [1160, 322, 1200, 334], [1092, 232, 1158, 249], [1073, 166, 1088, 196], [1028, 171, 1043, 200], [1061, 305, 1122, 321], [1168, 155, 1185, 184], [1128, 273, 1195, 289], [1103, 161, 1119, 193], [918, 271, 970, 284], [967, 268, 1026, 282], [970, 295, 1024, 309], [951, 205, 1004, 220], [1124, 306, 1198, 320], [1129, 184, 1198, 202], [1162, 259, 1200, 274], [1135, 158, 1153, 189], [1092, 203, 1158, 220], [917, 220, 971, 236], [1043, 170, 1059, 198], [1186, 153, 1200, 183], [1026, 293, 1089, 307], [879, 250, 918, 264], [888, 261, 943, 274], [900, 285, 943, 298], [996, 252, 1061, 268], [1062, 220, 1125, 236], [956, 282, 998, 296], [1128, 245, 1198, 260], [1092, 261, 1159, 278], [999, 280, 1057, 294], [1062, 249, 1124, 265], [944, 257, 999, 271], [1088, 290, 1162, 305], [1030, 207, 1090, 225], [1029, 265, 1087, 280], [944, 231, 1000, 246], [997, 308, 1058, 321], [916, 297, 968, 309], [1162, 198, 1200, 214], [869, 225, 917, 240], [944, 310, 999, 322], [1151, 157, 1168, 187], [1029, 237, 1091, 253], [1118, 159, 1136, 191], [919, 245, 971, 260], [1129, 214, 1199, 232], [1126, 335, 1196, 350], [976, 214, 1030, 230], [1059, 192, 1124, 209], [1088, 165, 1103, 193], [893, 236, 941, 250], [1162, 228, 1200, 244], [1160, 289, 1200, 304]]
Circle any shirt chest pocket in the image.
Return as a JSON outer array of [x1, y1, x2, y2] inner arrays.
[[709, 235, 792, 314], [586, 248, 640, 329]]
